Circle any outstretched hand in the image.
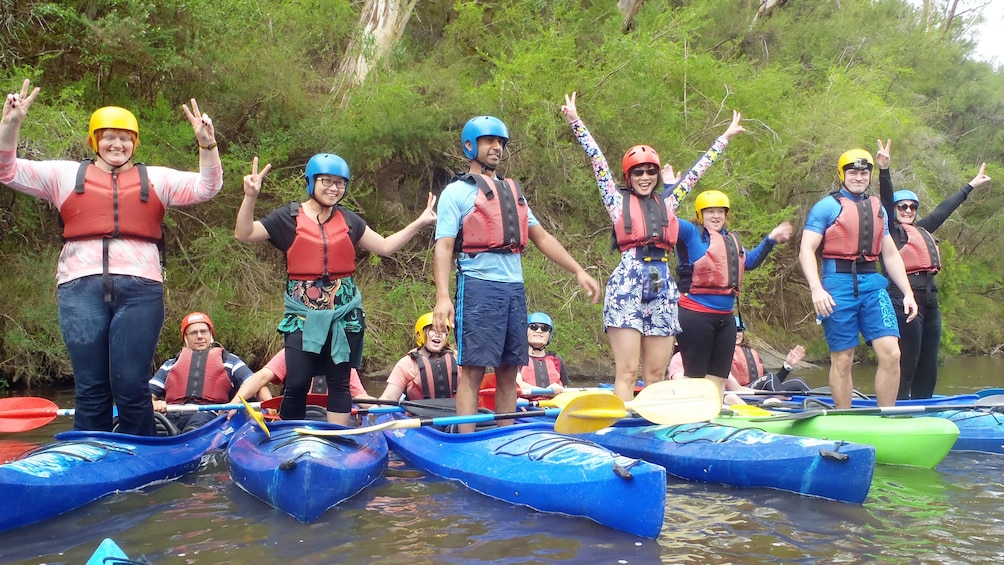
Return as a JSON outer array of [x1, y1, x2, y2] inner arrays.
[[875, 139, 891, 170], [785, 345, 806, 368], [576, 270, 601, 304], [662, 164, 681, 185], [416, 192, 438, 226], [561, 92, 579, 122], [723, 110, 745, 140], [2, 79, 40, 127], [181, 98, 216, 148], [768, 221, 794, 244], [969, 162, 992, 189], [243, 157, 271, 198]]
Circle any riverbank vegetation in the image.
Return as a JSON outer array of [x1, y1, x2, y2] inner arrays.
[[2, 0, 1002, 387]]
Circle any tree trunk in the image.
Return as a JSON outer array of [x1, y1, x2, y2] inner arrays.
[[617, 0, 645, 32], [330, 0, 418, 106]]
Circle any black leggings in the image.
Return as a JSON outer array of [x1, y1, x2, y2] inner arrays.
[[675, 307, 736, 378], [280, 330, 363, 419]]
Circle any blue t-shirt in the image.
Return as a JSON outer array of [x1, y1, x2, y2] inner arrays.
[[804, 189, 890, 277], [435, 176, 540, 283]]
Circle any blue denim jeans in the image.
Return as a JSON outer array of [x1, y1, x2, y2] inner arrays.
[[57, 275, 165, 435]]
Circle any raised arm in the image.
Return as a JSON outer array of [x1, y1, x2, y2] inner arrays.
[[919, 162, 992, 233], [561, 91, 623, 222], [234, 157, 273, 242], [665, 110, 746, 207], [181, 98, 221, 170], [356, 193, 437, 256]]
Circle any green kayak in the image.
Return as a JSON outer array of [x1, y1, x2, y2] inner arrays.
[[713, 410, 959, 468]]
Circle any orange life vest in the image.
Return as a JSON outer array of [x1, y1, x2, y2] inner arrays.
[[520, 353, 564, 388], [407, 349, 458, 400], [898, 224, 941, 275], [679, 230, 744, 296], [285, 203, 356, 280], [730, 345, 765, 387], [612, 191, 679, 252], [821, 192, 883, 263], [61, 160, 164, 242], [456, 174, 529, 255], [164, 347, 232, 405]]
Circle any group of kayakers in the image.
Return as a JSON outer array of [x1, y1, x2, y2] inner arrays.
[[1, 78, 994, 435]]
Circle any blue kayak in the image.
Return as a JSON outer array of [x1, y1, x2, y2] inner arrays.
[[376, 412, 667, 538], [924, 408, 1004, 454], [790, 393, 981, 407], [0, 412, 245, 533], [573, 418, 876, 504], [227, 419, 389, 522], [85, 538, 129, 565]]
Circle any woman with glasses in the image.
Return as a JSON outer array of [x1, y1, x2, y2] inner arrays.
[[235, 154, 437, 424], [673, 191, 792, 396], [876, 140, 992, 399], [517, 312, 568, 395], [561, 91, 745, 401]]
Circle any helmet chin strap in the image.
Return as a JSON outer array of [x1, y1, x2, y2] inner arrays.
[[474, 157, 496, 174]]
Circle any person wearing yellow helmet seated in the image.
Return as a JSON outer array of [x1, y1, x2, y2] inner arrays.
[[798, 147, 919, 409], [560, 91, 746, 403], [875, 140, 992, 399], [673, 190, 793, 396], [0, 79, 223, 435], [378, 312, 459, 402]]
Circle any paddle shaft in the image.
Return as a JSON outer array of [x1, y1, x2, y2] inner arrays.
[[4, 402, 260, 419], [756, 403, 1003, 421]]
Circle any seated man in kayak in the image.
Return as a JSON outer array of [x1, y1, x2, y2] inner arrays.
[[516, 312, 568, 396], [149, 312, 263, 433], [233, 348, 373, 419], [731, 316, 810, 392], [378, 312, 459, 402]]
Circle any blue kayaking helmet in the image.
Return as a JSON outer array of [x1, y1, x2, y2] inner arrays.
[[305, 153, 350, 197], [735, 316, 746, 332], [527, 312, 554, 345], [461, 116, 509, 160], [893, 190, 920, 204]]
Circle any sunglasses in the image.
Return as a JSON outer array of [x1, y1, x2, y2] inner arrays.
[[629, 167, 660, 177], [528, 323, 552, 332], [896, 202, 919, 212]]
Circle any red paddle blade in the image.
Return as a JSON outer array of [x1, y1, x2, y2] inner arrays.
[[0, 397, 61, 433]]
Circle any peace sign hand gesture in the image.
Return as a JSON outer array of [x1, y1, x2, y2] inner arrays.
[[2, 79, 41, 127], [181, 98, 217, 148], [875, 139, 892, 170], [243, 157, 272, 198]]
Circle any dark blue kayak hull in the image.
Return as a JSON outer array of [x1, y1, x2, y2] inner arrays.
[[227, 420, 388, 522], [576, 418, 876, 504], [377, 413, 667, 538], [0, 413, 245, 533]]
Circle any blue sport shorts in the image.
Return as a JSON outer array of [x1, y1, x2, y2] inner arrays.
[[820, 273, 900, 351], [455, 276, 529, 368]]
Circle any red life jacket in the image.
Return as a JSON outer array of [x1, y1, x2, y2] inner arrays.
[[285, 203, 356, 280], [612, 191, 679, 252], [730, 345, 765, 387], [898, 224, 941, 275], [821, 193, 883, 263], [456, 174, 529, 255], [407, 349, 458, 400], [61, 160, 164, 242], [678, 230, 745, 296], [520, 353, 564, 388], [164, 347, 232, 405]]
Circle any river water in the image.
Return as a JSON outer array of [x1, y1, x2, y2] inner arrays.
[[1, 356, 1003, 564]]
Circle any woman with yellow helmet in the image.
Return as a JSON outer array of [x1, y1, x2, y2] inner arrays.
[[377, 312, 458, 402], [561, 91, 745, 402], [673, 190, 793, 395], [0, 79, 223, 436]]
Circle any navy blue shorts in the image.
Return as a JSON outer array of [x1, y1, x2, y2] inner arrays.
[[455, 276, 529, 368]]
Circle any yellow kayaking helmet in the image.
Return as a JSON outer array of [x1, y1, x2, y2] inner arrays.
[[836, 149, 873, 183], [414, 312, 451, 347], [694, 190, 730, 224], [87, 106, 140, 151]]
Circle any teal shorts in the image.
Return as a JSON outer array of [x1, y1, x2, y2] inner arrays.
[[820, 273, 900, 351]]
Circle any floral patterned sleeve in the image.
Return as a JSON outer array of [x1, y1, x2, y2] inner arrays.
[[568, 118, 623, 223], [664, 136, 729, 211]]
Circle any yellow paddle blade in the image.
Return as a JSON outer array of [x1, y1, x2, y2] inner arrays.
[[626, 379, 723, 425], [728, 404, 774, 417], [239, 395, 270, 438], [538, 388, 614, 409], [554, 394, 628, 434]]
